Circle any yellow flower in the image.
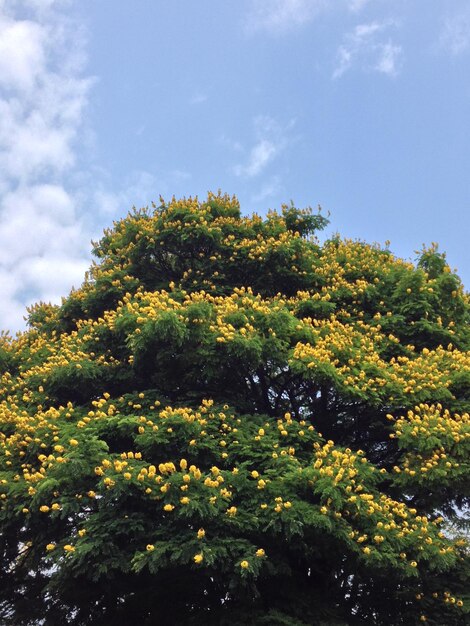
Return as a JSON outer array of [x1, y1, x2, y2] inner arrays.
[[39, 505, 50, 513], [46, 543, 56, 551], [197, 528, 205, 539], [69, 439, 79, 446], [240, 560, 249, 569], [87, 491, 96, 498], [64, 545, 75, 553], [226, 506, 237, 517], [146, 544, 155, 552], [180, 497, 190, 505], [255, 549, 265, 558], [410, 561, 417, 568], [163, 504, 175, 512], [363, 547, 371, 555], [78, 529, 86, 537], [194, 553, 203, 564]]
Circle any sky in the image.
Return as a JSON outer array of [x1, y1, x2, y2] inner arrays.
[[0, 0, 469, 332]]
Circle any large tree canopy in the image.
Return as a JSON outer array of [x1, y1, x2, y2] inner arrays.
[[0, 193, 469, 625]]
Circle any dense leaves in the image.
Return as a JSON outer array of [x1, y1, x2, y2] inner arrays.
[[0, 193, 469, 625]]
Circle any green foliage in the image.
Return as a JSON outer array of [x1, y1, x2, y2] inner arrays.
[[0, 193, 469, 625]]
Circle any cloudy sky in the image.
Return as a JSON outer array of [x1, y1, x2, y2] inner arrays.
[[0, 0, 469, 332]]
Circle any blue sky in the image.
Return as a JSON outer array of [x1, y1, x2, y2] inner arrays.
[[0, 0, 469, 331]]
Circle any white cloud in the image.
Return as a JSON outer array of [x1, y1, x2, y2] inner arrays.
[[87, 168, 192, 228], [218, 134, 244, 153], [347, 0, 372, 13], [91, 170, 159, 217], [246, 0, 327, 34], [16, 255, 90, 301], [251, 176, 282, 204], [234, 140, 278, 178], [246, 0, 376, 34], [0, 15, 46, 91], [233, 116, 293, 178], [333, 20, 402, 78], [0, 185, 82, 259], [0, 1, 94, 332], [440, 10, 470, 55], [0, 268, 25, 330], [355, 22, 383, 38], [375, 41, 402, 75]]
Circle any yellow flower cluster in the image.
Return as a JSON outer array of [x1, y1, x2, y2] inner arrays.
[[390, 404, 469, 480], [293, 320, 469, 405], [307, 441, 456, 566]]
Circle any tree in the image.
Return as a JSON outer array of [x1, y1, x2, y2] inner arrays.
[[0, 192, 469, 625]]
